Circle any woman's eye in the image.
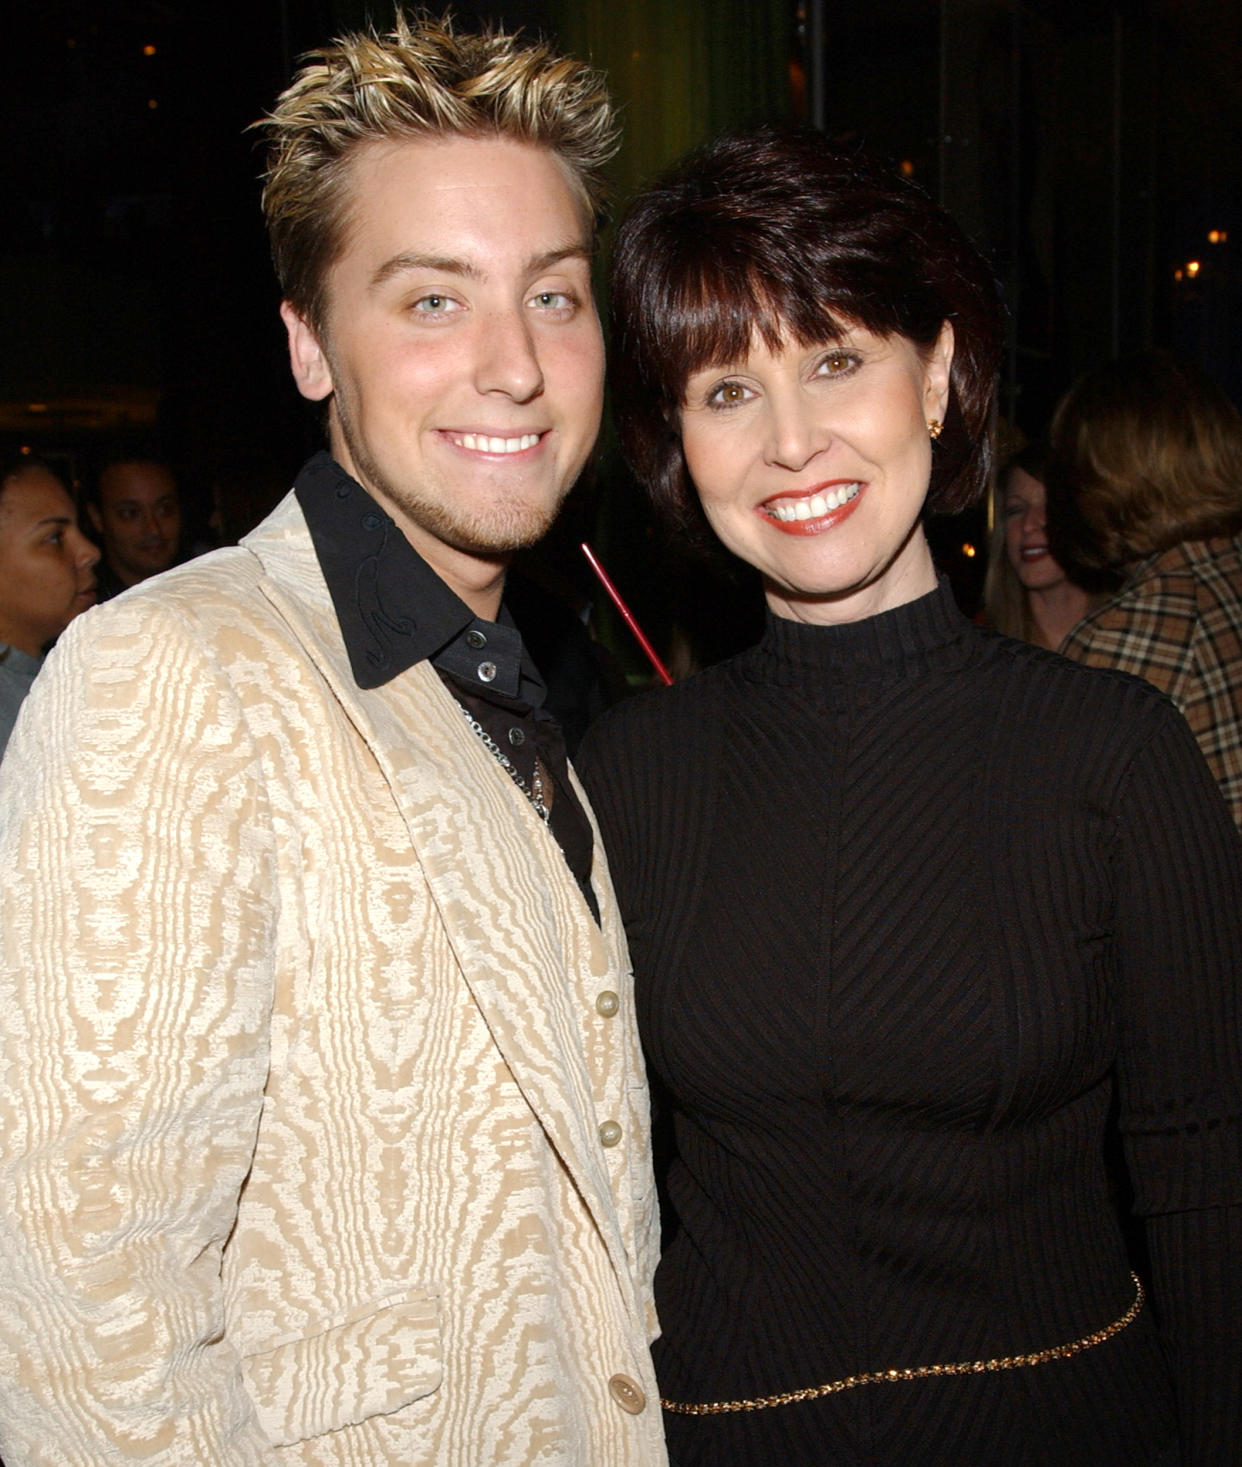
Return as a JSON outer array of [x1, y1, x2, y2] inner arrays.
[[708, 381, 751, 408], [818, 350, 860, 377]]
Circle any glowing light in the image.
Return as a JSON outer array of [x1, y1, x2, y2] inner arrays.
[[961, 543, 977, 559], [147, 98, 159, 110], [1187, 260, 1201, 277], [143, 43, 157, 56], [1208, 229, 1228, 244], [900, 160, 915, 177], [26, 404, 48, 414], [1174, 268, 1184, 281]]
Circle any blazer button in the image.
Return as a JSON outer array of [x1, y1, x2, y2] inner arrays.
[[595, 989, 620, 1018], [608, 1373, 647, 1414], [598, 1120, 623, 1148]]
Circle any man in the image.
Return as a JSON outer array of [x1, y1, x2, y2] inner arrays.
[[0, 17, 664, 1466], [0, 455, 99, 756], [88, 456, 183, 597]]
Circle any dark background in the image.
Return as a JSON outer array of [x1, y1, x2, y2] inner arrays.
[[3, 0, 1238, 663]]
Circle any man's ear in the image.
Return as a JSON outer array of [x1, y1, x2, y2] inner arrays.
[[924, 321, 955, 423], [281, 302, 334, 403]]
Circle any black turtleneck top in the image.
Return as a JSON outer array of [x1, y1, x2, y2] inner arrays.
[[576, 580, 1242, 1467]]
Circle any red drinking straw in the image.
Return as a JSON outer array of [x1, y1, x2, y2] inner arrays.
[[580, 542, 673, 686]]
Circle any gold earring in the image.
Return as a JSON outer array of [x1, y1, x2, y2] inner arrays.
[[926, 418, 943, 440]]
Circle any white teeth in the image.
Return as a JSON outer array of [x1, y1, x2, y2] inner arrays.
[[457, 432, 540, 454], [768, 483, 861, 522]]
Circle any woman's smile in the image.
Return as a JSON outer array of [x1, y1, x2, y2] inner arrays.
[[761, 480, 864, 531]]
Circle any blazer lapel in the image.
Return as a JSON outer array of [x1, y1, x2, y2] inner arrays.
[[247, 525, 630, 1277]]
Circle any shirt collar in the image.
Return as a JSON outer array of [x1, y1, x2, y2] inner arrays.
[[295, 451, 544, 705]]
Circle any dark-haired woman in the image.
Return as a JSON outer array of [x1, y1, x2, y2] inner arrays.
[[577, 129, 1242, 1467]]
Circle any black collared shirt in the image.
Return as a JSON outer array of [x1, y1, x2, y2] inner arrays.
[[295, 452, 597, 919]]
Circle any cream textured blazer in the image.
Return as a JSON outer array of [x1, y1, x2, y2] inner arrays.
[[0, 495, 665, 1466]]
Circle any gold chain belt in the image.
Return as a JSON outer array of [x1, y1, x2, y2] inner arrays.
[[661, 1272, 1144, 1415]]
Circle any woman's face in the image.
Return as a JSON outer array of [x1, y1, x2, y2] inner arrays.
[[1002, 468, 1066, 592], [679, 322, 953, 625], [0, 466, 99, 657]]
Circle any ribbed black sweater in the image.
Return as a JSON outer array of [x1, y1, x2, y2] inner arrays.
[[577, 581, 1242, 1467]]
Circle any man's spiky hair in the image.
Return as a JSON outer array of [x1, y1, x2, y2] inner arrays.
[[259, 11, 619, 329]]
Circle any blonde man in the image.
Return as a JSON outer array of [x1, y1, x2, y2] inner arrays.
[[0, 15, 664, 1466]]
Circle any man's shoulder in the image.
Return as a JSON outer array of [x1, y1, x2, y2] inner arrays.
[[80, 492, 316, 638]]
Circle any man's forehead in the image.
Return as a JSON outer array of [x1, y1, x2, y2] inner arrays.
[[336, 133, 593, 261], [100, 464, 176, 501]]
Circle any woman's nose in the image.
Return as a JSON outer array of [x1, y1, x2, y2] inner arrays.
[[763, 397, 828, 473]]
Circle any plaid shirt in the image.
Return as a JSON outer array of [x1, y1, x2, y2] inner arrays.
[[1059, 532, 1242, 830]]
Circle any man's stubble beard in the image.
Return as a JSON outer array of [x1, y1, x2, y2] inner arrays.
[[332, 399, 570, 560]]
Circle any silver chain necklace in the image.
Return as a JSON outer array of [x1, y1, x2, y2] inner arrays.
[[458, 703, 550, 823]]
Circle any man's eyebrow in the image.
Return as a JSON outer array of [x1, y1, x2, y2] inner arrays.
[[369, 242, 592, 292]]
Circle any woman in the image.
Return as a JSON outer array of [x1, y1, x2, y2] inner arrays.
[[1046, 350, 1242, 830], [577, 129, 1242, 1466], [982, 442, 1098, 648], [0, 454, 99, 757]]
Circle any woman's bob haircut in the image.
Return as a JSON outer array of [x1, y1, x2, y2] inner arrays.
[[1046, 349, 1242, 588], [610, 127, 1003, 536]]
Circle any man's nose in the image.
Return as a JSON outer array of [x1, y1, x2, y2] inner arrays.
[[474, 308, 544, 402]]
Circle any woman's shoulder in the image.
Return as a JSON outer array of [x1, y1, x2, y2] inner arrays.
[[575, 661, 735, 778], [972, 622, 1198, 771]]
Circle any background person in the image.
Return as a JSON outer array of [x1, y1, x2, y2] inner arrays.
[[87, 455, 183, 596], [1046, 349, 1242, 830], [579, 127, 1242, 1467], [0, 16, 664, 1465], [982, 441, 1099, 648], [0, 454, 98, 757]]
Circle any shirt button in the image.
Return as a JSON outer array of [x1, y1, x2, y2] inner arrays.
[[465, 629, 487, 649], [477, 661, 497, 683], [608, 1374, 647, 1414], [361, 512, 382, 531], [598, 1120, 622, 1148], [595, 990, 619, 1018], [508, 727, 526, 747]]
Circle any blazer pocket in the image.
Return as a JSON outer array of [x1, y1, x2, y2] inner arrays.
[[243, 1285, 443, 1446]]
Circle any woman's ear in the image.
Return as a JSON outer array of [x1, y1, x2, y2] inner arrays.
[[925, 321, 955, 423], [281, 302, 335, 403]]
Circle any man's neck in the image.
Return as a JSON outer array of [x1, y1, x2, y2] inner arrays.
[[106, 558, 143, 590]]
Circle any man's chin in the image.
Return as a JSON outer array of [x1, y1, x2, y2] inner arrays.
[[436, 505, 564, 561]]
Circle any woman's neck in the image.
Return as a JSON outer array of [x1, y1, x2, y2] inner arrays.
[[1028, 580, 1098, 651]]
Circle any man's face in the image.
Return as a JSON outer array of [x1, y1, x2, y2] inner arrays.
[[0, 466, 99, 657], [90, 461, 182, 586], [281, 134, 605, 609]]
